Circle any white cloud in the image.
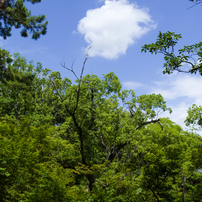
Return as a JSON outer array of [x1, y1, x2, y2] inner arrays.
[[123, 81, 145, 89], [150, 74, 202, 130], [161, 102, 190, 129], [151, 74, 202, 103], [77, 0, 156, 59]]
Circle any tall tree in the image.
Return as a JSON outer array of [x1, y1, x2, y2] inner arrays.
[[0, 0, 48, 39], [1, 50, 202, 201]]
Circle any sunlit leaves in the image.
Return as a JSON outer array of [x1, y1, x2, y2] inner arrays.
[[1, 48, 202, 201], [142, 31, 202, 75]]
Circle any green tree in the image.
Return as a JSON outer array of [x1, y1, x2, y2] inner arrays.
[[0, 0, 48, 39], [1, 49, 202, 201], [0, 117, 76, 201], [185, 104, 202, 131], [141, 31, 202, 75], [141, 9, 202, 133], [0, 49, 171, 200]]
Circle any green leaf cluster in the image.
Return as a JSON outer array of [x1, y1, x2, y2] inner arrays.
[[142, 31, 202, 75], [0, 48, 202, 201]]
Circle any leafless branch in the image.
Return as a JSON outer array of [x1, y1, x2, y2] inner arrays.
[[187, 1, 202, 9], [73, 47, 91, 113], [176, 62, 202, 73], [61, 59, 78, 80]]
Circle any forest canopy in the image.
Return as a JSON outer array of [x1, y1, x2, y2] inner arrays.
[[0, 0, 202, 201], [0, 47, 202, 201]]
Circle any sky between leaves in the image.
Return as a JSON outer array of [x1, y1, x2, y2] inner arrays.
[[1, 0, 202, 130]]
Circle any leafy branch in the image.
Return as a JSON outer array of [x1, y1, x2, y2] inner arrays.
[[142, 31, 202, 75]]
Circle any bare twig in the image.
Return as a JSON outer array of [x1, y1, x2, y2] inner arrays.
[[187, 1, 202, 9], [73, 47, 91, 113], [61, 59, 79, 80]]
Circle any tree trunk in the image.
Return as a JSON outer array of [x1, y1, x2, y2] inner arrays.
[[180, 167, 187, 202], [87, 173, 95, 191]]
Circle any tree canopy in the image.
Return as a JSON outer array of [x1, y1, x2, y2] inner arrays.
[[0, 48, 202, 201], [0, 0, 48, 39], [141, 1, 202, 134], [1, 0, 202, 201]]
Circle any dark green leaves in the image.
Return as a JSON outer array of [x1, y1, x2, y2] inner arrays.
[[0, 0, 48, 39], [141, 31, 182, 55]]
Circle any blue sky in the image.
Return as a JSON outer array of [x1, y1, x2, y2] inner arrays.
[[1, 0, 202, 129]]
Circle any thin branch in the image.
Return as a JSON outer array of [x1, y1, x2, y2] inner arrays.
[[176, 62, 202, 73], [88, 88, 95, 130], [49, 77, 64, 102], [187, 1, 202, 9], [61, 59, 78, 80], [157, 121, 163, 130], [155, 170, 171, 190], [176, 69, 190, 73], [100, 133, 106, 148], [190, 64, 202, 73], [150, 188, 160, 202], [121, 169, 142, 179], [180, 60, 195, 68], [135, 119, 160, 130], [180, 167, 187, 202], [73, 47, 91, 113], [107, 143, 127, 162]]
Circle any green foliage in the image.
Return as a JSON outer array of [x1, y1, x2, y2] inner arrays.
[[142, 29, 202, 133], [1, 0, 201, 200], [185, 104, 202, 130], [0, 118, 76, 201], [1, 49, 202, 201], [142, 31, 202, 75], [0, 0, 48, 39]]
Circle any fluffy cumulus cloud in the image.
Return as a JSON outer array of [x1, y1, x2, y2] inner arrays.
[[77, 0, 156, 59], [151, 74, 202, 129]]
